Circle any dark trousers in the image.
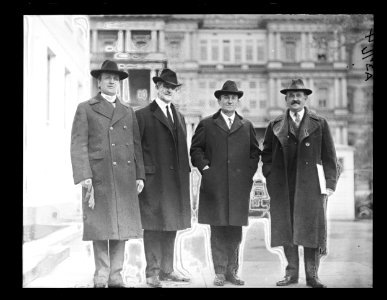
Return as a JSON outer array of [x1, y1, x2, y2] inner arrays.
[[210, 225, 242, 275], [143, 230, 177, 278], [93, 240, 126, 285], [283, 245, 321, 280]]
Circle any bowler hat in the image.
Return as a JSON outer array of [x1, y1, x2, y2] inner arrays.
[[152, 68, 182, 87], [90, 60, 128, 80], [214, 80, 244, 99], [280, 78, 312, 95]]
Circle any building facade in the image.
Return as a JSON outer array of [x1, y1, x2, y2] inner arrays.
[[89, 14, 374, 220]]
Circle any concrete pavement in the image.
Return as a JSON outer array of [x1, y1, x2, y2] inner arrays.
[[24, 218, 372, 288]]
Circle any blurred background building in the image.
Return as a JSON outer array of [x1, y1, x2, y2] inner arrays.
[[23, 14, 373, 285]]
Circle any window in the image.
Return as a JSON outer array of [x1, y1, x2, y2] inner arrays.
[[211, 40, 219, 61], [168, 40, 181, 59], [257, 42, 265, 61], [250, 99, 257, 109], [200, 40, 208, 61], [234, 40, 242, 63], [318, 88, 328, 108], [260, 100, 266, 108], [223, 40, 230, 62], [285, 41, 296, 62], [246, 40, 253, 62], [249, 81, 256, 89]]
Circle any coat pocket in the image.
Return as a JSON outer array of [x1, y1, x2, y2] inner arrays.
[[144, 165, 156, 174], [88, 150, 105, 160]]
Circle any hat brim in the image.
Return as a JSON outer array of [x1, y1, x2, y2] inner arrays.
[[214, 90, 244, 99], [91, 69, 128, 80], [280, 88, 312, 95], [152, 76, 182, 87]]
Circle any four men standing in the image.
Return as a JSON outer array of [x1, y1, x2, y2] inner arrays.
[[71, 60, 339, 288]]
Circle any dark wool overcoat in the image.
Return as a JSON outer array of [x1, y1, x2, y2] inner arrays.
[[71, 93, 145, 241], [135, 100, 191, 231], [261, 107, 338, 253], [190, 110, 261, 226]]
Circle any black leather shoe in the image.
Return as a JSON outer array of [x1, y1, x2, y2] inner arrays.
[[225, 273, 245, 286], [159, 271, 190, 282], [306, 278, 327, 288], [214, 274, 226, 286], [93, 281, 107, 288], [146, 276, 162, 288], [276, 275, 299, 286]]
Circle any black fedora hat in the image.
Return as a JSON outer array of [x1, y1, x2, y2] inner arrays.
[[214, 80, 244, 99], [280, 78, 312, 95], [152, 68, 182, 87], [90, 60, 128, 80]]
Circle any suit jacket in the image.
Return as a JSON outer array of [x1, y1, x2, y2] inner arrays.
[[71, 93, 145, 240], [190, 110, 261, 226], [135, 100, 191, 231]]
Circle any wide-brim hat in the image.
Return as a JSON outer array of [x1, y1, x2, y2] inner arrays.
[[214, 80, 244, 99], [90, 60, 128, 80], [280, 78, 312, 95], [152, 68, 182, 87]]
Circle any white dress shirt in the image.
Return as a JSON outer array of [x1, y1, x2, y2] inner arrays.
[[220, 111, 235, 129], [101, 92, 117, 108], [155, 98, 174, 123], [290, 108, 305, 124]]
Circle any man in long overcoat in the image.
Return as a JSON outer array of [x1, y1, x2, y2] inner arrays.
[[135, 68, 191, 287], [190, 80, 261, 286], [261, 79, 339, 288], [70, 60, 145, 288]]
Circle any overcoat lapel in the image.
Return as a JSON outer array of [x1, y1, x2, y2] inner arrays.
[[212, 110, 230, 133], [150, 100, 176, 140], [298, 108, 320, 142], [229, 113, 244, 134], [110, 98, 128, 126], [90, 94, 114, 120]]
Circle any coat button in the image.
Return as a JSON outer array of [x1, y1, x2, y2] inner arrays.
[[305, 142, 310, 147], [126, 143, 129, 146], [127, 160, 131, 164], [110, 126, 113, 131], [83, 215, 87, 220], [112, 143, 115, 146], [123, 125, 127, 129], [113, 162, 117, 166], [169, 166, 174, 170], [305, 161, 309, 165]]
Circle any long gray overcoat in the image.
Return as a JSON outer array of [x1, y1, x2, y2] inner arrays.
[[261, 107, 338, 253], [135, 100, 191, 231], [190, 110, 261, 226], [71, 93, 145, 241]]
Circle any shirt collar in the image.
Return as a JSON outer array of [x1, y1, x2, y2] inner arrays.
[[101, 92, 117, 103], [155, 97, 171, 111], [290, 108, 305, 121], [220, 111, 236, 123]]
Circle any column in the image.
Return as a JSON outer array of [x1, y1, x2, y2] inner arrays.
[[159, 30, 165, 52], [335, 127, 341, 145], [340, 34, 346, 61], [122, 71, 129, 103], [150, 69, 156, 99], [91, 29, 98, 53], [275, 32, 281, 61], [268, 77, 274, 108], [268, 32, 274, 60], [191, 31, 198, 61], [341, 77, 347, 108], [117, 30, 124, 52], [333, 31, 339, 61], [308, 32, 314, 61], [185, 31, 190, 60], [151, 30, 157, 52], [125, 30, 131, 52], [334, 77, 340, 108], [300, 32, 306, 61], [275, 78, 280, 107]]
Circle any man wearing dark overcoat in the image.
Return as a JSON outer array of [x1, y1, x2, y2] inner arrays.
[[135, 68, 191, 288], [190, 80, 261, 286], [70, 60, 146, 288], [261, 79, 339, 288]]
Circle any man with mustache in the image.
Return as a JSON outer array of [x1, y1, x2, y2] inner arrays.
[[261, 79, 339, 288]]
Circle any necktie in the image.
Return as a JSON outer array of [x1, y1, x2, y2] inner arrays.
[[166, 105, 174, 126], [294, 112, 301, 127], [228, 117, 233, 129]]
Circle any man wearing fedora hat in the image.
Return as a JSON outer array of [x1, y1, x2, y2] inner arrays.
[[261, 78, 339, 288], [135, 68, 191, 287], [190, 80, 261, 286], [71, 60, 145, 288]]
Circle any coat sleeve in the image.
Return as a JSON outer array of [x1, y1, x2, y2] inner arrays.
[[321, 118, 338, 191], [249, 122, 261, 174], [190, 121, 210, 174], [132, 108, 146, 181], [261, 121, 274, 179], [70, 103, 92, 185]]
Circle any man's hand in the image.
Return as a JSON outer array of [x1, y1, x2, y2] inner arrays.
[[203, 165, 209, 171], [326, 188, 334, 197], [136, 179, 144, 194], [80, 179, 94, 209], [80, 178, 92, 188]]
